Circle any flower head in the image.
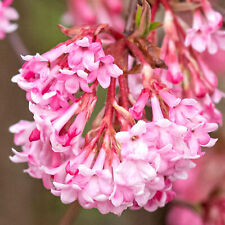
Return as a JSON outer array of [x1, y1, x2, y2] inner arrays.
[[10, 0, 222, 216]]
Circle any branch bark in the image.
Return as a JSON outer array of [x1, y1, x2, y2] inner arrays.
[[58, 202, 80, 225]]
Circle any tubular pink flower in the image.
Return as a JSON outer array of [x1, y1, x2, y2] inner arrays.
[[12, 37, 122, 109], [129, 89, 150, 120], [28, 92, 97, 153], [161, 37, 183, 84], [9, 120, 73, 189], [11, 84, 218, 215], [159, 9, 224, 125]]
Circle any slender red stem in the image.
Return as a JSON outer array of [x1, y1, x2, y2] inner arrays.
[[119, 75, 129, 110], [104, 78, 116, 127], [108, 28, 125, 40], [148, 0, 160, 43], [124, 73, 129, 95], [160, 0, 186, 40], [160, 0, 170, 10], [151, 0, 160, 22], [174, 16, 186, 40]]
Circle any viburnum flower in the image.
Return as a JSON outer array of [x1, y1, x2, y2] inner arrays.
[[12, 36, 122, 109], [9, 120, 74, 189], [10, 0, 223, 216], [63, 0, 124, 31], [167, 206, 203, 225], [202, 49, 225, 74], [159, 7, 225, 124], [167, 146, 225, 225], [0, 0, 19, 39], [173, 150, 225, 204], [185, 0, 225, 54]]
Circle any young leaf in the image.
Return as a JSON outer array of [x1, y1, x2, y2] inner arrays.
[[136, 5, 142, 27], [132, 0, 151, 37], [148, 22, 162, 32]]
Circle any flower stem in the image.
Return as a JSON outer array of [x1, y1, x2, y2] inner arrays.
[[119, 75, 129, 110], [7, 32, 29, 63], [160, 0, 186, 40], [151, 0, 160, 22], [160, 0, 170, 10], [58, 202, 80, 225], [124, 0, 138, 36], [105, 78, 116, 127]]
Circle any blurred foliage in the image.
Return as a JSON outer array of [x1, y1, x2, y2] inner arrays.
[[14, 0, 67, 53]]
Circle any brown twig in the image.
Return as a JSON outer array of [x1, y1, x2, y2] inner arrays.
[[58, 202, 80, 225], [7, 32, 29, 63]]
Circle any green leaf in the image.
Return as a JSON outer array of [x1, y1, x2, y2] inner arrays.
[[132, 0, 151, 37], [148, 22, 162, 32], [136, 5, 142, 27]]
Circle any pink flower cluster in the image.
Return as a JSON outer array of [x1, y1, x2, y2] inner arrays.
[[158, 9, 225, 125], [12, 36, 122, 106], [10, 47, 218, 214], [0, 0, 19, 39], [10, 0, 223, 216], [63, 0, 124, 31], [185, 0, 225, 54], [167, 150, 225, 225]]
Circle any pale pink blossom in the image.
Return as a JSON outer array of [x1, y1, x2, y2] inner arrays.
[[161, 37, 183, 84], [12, 37, 122, 109], [51, 120, 175, 214], [28, 93, 97, 153], [129, 89, 150, 120], [167, 206, 203, 225], [63, 0, 124, 31], [185, 5, 225, 54], [202, 49, 225, 74], [9, 120, 73, 189], [9, 1, 222, 215], [113, 92, 217, 213], [88, 55, 123, 88], [174, 150, 225, 204], [0, 0, 19, 39], [160, 10, 224, 125], [10, 91, 218, 215]]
